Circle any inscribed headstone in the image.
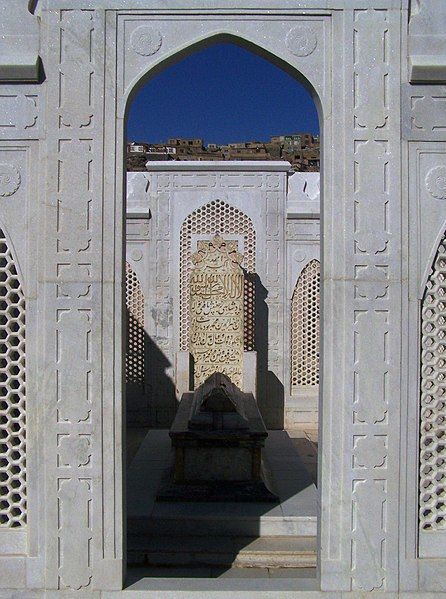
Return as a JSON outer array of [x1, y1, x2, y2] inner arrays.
[[189, 235, 244, 387]]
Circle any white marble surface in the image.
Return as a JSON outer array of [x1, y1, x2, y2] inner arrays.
[[126, 429, 317, 534], [126, 164, 320, 429], [0, 0, 445, 594]]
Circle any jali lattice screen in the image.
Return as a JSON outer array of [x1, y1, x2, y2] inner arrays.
[[0, 229, 26, 528], [125, 262, 145, 389], [179, 200, 256, 352], [420, 236, 446, 533], [291, 259, 320, 392]]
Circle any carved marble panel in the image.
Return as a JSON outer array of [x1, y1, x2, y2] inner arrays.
[[43, 7, 108, 591], [346, 7, 400, 592], [403, 85, 446, 142], [189, 235, 244, 388], [0, 92, 39, 137]]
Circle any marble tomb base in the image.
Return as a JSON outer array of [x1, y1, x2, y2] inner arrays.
[[157, 375, 278, 502]]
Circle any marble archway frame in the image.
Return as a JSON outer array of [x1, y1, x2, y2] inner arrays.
[[117, 21, 326, 581], [37, 5, 403, 594]]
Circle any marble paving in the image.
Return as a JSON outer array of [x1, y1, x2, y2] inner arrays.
[[127, 427, 318, 536]]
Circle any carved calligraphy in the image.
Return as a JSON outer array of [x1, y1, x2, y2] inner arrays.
[[190, 235, 244, 387]]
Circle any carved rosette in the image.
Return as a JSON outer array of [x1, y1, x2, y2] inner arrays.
[[189, 235, 244, 388], [131, 26, 163, 56], [426, 165, 446, 199], [285, 26, 317, 57], [0, 164, 21, 197]]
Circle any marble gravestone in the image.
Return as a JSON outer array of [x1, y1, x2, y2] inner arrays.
[[189, 235, 245, 388], [161, 236, 276, 501]]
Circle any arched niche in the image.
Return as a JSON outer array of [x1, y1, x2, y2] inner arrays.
[[419, 231, 446, 558], [291, 259, 320, 395], [0, 224, 26, 542], [179, 199, 256, 353], [118, 26, 325, 579]]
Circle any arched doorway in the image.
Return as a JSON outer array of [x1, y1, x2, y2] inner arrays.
[[8, 3, 406, 593], [0, 1, 409, 592], [122, 36, 323, 584]]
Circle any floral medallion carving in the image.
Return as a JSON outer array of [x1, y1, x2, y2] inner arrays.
[[0, 164, 21, 197], [131, 26, 163, 56], [426, 165, 446, 200], [286, 26, 318, 57], [131, 249, 143, 262], [293, 250, 307, 263]]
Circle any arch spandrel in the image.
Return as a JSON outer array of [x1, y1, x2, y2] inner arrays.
[[120, 28, 326, 120]]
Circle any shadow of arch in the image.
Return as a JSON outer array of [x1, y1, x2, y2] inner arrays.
[[125, 261, 177, 428]]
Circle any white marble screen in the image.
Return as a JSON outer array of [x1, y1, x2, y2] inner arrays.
[[0, 227, 26, 529], [125, 262, 145, 392], [291, 259, 320, 394], [420, 233, 446, 542]]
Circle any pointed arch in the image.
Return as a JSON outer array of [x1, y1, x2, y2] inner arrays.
[[179, 199, 256, 352], [419, 233, 446, 543], [124, 33, 322, 123], [290, 259, 320, 393], [0, 226, 26, 528], [125, 262, 145, 390]]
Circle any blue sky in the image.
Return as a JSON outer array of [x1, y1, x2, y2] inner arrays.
[[126, 43, 319, 145]]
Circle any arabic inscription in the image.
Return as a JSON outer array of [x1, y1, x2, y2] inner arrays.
[[190, 235, 244, 387]]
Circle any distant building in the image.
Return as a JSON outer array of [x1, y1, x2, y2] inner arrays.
[[127, 141, 149, 154], [126, 133, 320, 171], [145, 144, 177, 161], [167, 138, 203, 148], [271, 134, 301, 148]]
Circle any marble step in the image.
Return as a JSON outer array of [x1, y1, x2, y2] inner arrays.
[[128, 535, 317, 569], [129, 505, 316, 538]]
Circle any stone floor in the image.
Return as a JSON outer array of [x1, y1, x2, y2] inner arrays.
[[126, 425, 319, 582], [126, 566, 317, 580], [126, 426, 319, 536]]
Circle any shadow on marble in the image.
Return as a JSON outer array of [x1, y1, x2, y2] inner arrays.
[[126, 427, 318, 582]]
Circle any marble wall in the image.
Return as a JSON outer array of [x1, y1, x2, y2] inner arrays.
[[126, 162, 289, 429], [125, 165, 321, 430], [0, 0, 445, 594]]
